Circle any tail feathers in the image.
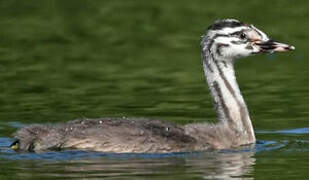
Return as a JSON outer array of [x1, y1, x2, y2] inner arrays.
[[13, 125, 64, 151]]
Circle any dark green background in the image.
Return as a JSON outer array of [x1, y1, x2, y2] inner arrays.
[[0, 0, 308, 179]]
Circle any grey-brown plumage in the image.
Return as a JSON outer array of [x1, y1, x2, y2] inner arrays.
[[14, 118, 244, 153], [12, 19, 294, 153], [14, 118, 198, 153]]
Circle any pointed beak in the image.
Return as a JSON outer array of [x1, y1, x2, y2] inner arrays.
[[254, 39, 295, 53]]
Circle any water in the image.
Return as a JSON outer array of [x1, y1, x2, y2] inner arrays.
[[0, 0, 309, 179]]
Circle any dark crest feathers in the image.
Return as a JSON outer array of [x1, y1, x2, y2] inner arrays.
[[208, 19, 244, 30]]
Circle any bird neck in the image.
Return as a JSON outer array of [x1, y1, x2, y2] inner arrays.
[[202, 48, 256, 144]]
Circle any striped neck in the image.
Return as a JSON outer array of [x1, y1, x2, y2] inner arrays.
[[202, 46, 256, 144]]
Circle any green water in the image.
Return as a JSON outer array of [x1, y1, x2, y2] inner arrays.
[[0, 0, 309, 179]]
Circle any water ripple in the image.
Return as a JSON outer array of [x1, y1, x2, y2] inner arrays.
[[256, 127, 309, 134]]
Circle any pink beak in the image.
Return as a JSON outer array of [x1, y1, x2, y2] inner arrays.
[[255, 40, 295, 53]]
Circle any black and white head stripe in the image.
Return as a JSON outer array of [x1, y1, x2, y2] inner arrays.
[[206, 19, 251, 38], [207, 19, 245, 31], [201, 18, 294, 65], [201, 19, 271, 57], [202, 19, 248, 47]]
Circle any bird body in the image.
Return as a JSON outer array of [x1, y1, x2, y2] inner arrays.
[[12, 19, 295, 153]]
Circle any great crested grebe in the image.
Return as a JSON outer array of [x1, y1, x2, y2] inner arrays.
[[11, 19, 295, 153]]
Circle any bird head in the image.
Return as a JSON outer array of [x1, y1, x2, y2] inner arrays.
[[202, 19, 295, 61]]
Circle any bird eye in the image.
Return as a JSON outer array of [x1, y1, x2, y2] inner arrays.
[[240, 33, 246, 39]]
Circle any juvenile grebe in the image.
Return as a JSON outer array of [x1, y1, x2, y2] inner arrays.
[[11, 19, 295, 153]]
